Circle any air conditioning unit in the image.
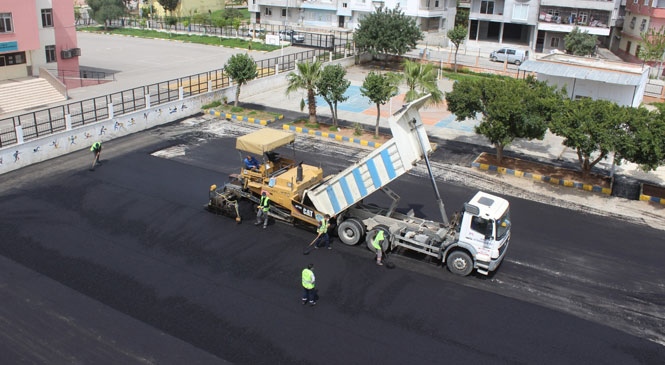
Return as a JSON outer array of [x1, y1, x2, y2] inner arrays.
[[71, 48, 81, 56], [61, 49, 73, 59]]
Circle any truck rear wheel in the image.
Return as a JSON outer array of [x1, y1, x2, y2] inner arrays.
[[446, 251, 473, 276], [337, 219, 364, 246]]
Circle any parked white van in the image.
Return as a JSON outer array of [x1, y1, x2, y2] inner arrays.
[[489, 48, 529, 65]]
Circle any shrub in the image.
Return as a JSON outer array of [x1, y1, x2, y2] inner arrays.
[[354, 123, 363, 136], [230, 106, 244, 113], [202, 100, 222, 109]]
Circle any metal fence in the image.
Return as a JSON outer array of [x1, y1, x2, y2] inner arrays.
[[0, 47, 344, 148]]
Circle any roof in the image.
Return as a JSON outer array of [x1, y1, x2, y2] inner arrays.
[[235, 128, 295, 155], [519, 54, 647, 86], [467, 192, 509, 219]]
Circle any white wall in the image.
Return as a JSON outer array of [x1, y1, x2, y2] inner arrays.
[[539, 74, 638, 106]]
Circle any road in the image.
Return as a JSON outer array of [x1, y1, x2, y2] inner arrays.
[[0, 116, 663, 364]]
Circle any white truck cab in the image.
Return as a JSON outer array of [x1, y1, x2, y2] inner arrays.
[[454, 192, 511, 275]]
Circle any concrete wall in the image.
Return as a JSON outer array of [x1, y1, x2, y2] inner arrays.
[[539, 74, 641, 107], [0, 55, 356, 175]]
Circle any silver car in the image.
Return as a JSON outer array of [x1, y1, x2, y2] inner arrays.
[[489, 48, 529, 66]]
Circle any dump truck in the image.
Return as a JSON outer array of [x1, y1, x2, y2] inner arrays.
[[208, 95, 511, 276]]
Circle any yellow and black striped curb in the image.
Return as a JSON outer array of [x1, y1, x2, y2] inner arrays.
[[639, 194, 665, 205], [209, 109, 284, 125], [282, 124, 384, 148], [471, 160, 612, 195]]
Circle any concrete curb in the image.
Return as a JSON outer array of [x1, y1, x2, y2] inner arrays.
[[639, 194, 665, 205], [281, 124, 384, 148], [471, 160, 612, 195], [208, 109, 284, 125]]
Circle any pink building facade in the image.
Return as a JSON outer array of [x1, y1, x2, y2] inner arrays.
[[620, 0, 665, 63], [0, 0, 79, 82]]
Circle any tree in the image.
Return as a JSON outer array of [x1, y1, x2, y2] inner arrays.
[[615, 106, 665, 172], [454, 8, 469, 28], [87, 0, 126, 29], [638, 26, 665, 78], [354, 6, 423, 57], [286, 61, 323, 124], [402, 59, 443, 104], [447, 25, 467, 73], [361, 71, 400, 138], [549, 98, 625, 177], [224, 53, 258, 107], [157, 0, 180, 15], [315, 64, 351, 126], [564, 27, 598, 56], [446, 76, 563, 163]]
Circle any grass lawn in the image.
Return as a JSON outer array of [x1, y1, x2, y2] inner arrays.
[[78, 26, 279, 52]]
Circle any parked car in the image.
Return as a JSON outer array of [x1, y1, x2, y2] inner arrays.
[[489, 48, 529, 65], [279, 29, 305, 43], [246, 28, 265, 38]]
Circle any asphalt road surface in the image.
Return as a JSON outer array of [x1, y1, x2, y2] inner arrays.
[[0, 116, 663, 364]]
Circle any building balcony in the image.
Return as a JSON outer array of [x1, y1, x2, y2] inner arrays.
[[538, 22, 611, 36], [470, 12, 506, 22], [336, 6, 352, 16], [540, 0, 615, 11], [539, 7, 611, 28]]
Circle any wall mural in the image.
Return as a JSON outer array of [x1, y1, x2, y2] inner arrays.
[[0, 93, 203, 173]]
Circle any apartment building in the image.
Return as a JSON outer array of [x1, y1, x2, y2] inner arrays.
[[468, 0, 622, 53], [247, 0, 456, 32], [0, 0, 79, 82], [467, 0, 540, 47], [536, 0, 621, 53], [619, 0, 665, 62]]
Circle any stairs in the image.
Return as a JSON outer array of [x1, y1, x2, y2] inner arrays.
[[0, 78, 66, 115]]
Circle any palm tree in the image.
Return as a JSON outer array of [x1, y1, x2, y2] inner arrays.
[[402, 60, 443, 105], [286, 60, 323, 124]]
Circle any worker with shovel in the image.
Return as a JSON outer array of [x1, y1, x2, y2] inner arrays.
[[372, 230, 385, 266]]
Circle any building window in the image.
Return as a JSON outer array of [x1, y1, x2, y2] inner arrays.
[[265, 8, 272, 16], [480, 1, 494, 14], [4, 52, 26, 65], [41, 9, 53, 27], [281, 8, 287, 17], [630, 17, 636, 30], [435, 0, 440, 7], [342, 2, 348, 7], [633, 0, 638, 3], [513, 4, 529, 21], [45, 45, 56, 63], [636, 45, 641, 57], [0, 13, 12, 33], [640, 19, 648, 31], [578, 12, 588, 24], [644, 0, 649, 5], [626, 41, 632, 53], [547, 9, 559, 17], [550, 37, 560, 48]]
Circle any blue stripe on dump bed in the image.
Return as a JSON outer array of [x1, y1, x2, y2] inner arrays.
[[339, 177, 353, 207], [366, 159, 382, 189], [380, 149, 396, 179], [352, 168, 367, 197], [326, 185, 341, 213]]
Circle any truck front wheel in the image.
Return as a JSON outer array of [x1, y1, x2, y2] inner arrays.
[[446, 251, 473, 276], [337, 219, 364, 246]]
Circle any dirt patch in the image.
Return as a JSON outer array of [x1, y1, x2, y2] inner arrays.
[[210, 105, 282, 121], [286, 119, 392, 144], [474, 152, 611, 188]]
